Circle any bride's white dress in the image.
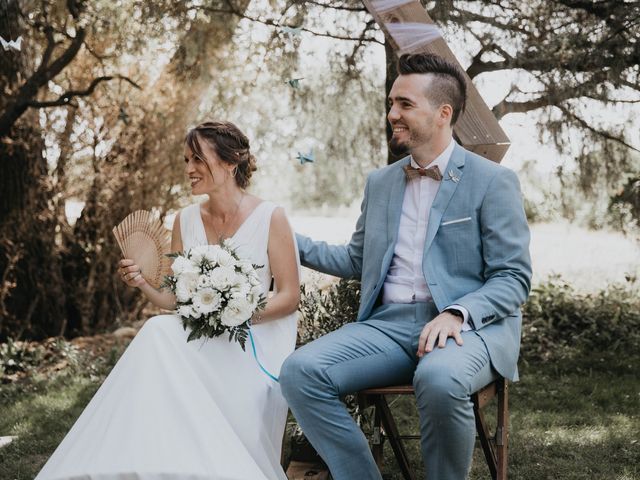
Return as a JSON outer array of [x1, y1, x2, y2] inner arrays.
[[36, 201, 297, 480]]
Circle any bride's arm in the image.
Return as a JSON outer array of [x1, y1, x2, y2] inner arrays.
[[252, 207, 300, 324], [118, 213, 181, 311]]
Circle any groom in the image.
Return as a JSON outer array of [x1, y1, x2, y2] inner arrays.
[[280, 53, 532, 480]]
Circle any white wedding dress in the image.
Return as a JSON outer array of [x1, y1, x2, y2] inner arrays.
[[36, 201, 298, 480]]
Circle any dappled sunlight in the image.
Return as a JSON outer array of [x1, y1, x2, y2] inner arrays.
[[522, 413, 638, 447], [2, 378, 99, 438]]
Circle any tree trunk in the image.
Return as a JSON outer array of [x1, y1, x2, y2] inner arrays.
[[0, 8, 67, 339], [385, 39, 400, 165]]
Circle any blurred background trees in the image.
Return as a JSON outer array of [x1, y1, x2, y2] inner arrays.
[[1, 0, 638, 340]]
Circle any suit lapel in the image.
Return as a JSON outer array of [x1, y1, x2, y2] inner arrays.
[[423, 144, 466, 255], [386, 156, 410, 244]]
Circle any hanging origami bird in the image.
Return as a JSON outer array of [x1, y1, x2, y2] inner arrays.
[[297, 150, 315, 165], [0, 35, 22, 52], [285, 78, 304, 89], [281, 26, 303, 37], [118, 106, 130, 125]]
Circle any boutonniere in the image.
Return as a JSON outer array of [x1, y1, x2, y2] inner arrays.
[[446, 170, 460, 183]]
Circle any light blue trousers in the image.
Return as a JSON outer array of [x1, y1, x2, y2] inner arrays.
[[280, 302, 497, 480]]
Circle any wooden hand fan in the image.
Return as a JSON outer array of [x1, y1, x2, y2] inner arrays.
[[112, 210, 172, 288]]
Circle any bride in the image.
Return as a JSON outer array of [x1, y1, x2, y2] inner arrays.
[[36, 121, 300, 480]]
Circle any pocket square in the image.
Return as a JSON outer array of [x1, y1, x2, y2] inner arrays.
[[441, 216, 472, 226]]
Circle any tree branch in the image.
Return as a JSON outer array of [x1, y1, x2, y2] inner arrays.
[[301, 0, 366, 12], [24, 75, 142, 109], [0, 26, 87, 137], [345, 19, 377, 70], [556, 103, 640, 153], [492, 96, 556, 119], [193, 4, 382, 44]]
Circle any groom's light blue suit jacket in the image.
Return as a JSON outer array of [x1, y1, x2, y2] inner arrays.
[[296, 143, 532, 381]]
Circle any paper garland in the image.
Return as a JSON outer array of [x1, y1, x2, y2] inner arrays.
[[369, 0, 414, 14], [384, 22, 442, 53]]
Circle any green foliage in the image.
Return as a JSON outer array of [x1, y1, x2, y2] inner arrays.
[[610, 175, 640, 233], [0, 336, 128, 386], [297, 279, 361, 346], [0, 339, 44, 379], [521, 276, 640, 368]]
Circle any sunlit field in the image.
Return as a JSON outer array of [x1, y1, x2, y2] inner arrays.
[[291, 213, 640, 290]]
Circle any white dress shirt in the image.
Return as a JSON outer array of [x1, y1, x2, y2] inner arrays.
[[381, 139, 471, 331]]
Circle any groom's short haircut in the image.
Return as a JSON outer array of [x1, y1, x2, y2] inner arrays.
[[397, 53, 467, 125]]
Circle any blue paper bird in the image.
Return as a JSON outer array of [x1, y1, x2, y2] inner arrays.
[[118, 106, 130, 125], [281, 26, 303, 36], [286, 78, 304, 89], [297, 150, 315, 165]]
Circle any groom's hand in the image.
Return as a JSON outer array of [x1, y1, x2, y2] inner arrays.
[[417, 312, 464, 357]]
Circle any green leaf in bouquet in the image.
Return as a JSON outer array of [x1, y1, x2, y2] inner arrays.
[[187, 328, 201, 343]]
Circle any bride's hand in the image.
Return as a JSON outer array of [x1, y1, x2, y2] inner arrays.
[[118, 259, 147, 288]]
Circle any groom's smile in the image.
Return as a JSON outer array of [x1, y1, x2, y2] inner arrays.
[[387, 74, 448, 159]]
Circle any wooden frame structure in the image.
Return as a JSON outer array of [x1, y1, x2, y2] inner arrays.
[[361, 0, 511, 162], [358, 378, 509, 480]]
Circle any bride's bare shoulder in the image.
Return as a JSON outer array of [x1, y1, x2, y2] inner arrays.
[[244, 194, 264, 209]]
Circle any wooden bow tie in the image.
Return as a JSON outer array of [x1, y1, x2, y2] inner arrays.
[[403, 164, 443, 181]]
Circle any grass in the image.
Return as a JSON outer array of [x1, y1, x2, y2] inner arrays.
[[0, 374, 101, 479], [1, 355, 638, 479], [378, 363, 640, 480]]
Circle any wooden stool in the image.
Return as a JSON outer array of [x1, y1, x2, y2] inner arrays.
[[358, 378, 509, 480]]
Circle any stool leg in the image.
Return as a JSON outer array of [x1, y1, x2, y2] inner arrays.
[[377, 396, 416, 480], [370, 395, 385, 469], [474, 403, 497, 479], [496, 380, 509, 480]]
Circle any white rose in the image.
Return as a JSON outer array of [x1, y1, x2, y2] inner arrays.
[[220, 298, 254, 327], [216, 249, 236, 268], [197, 273, 215, 289], [193, 288, 222, 315], [209, 266, 237, 290], [238, 261, 254, 274], [176, 304, 196, 318], [190, 245, 222, 266], [249, 273, 262, 287], [230, 279, 250, 299], [250, 283, 263, 298], [171, 255, 197, 275], [175, 271, 198, 302], [222, 238, 238, 250]]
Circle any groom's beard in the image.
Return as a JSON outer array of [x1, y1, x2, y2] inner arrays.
[[389, 137, 409, 156]]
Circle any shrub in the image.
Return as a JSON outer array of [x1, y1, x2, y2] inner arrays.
[[297, 279, 361, 346], [521, 275, 640, 368]]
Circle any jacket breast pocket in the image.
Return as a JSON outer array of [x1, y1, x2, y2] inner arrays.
[[437, 216, 481, 275]]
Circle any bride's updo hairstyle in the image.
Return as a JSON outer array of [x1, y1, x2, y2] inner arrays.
[[185, 121, 257, 189]]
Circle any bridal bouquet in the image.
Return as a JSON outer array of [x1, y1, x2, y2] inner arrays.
[[161, 241, 266, 349]]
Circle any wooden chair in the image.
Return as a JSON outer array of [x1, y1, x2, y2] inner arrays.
[[358, 378, 509, 480]]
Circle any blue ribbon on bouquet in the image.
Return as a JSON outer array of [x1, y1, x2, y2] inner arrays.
[[248, 329, 279, 382]]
